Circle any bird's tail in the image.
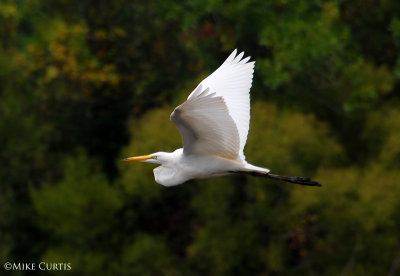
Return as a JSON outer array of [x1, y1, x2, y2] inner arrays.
[[232, 170, 322, 187]]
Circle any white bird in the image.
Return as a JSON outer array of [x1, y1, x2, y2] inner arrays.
[[124, 50, 321, 187]]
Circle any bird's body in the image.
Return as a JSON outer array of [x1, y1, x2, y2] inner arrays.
[[150, 148, 268, 186], [124, 50, 321, 187]]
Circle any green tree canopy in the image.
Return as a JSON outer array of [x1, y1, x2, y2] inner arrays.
[[1, 0, 400, 275]]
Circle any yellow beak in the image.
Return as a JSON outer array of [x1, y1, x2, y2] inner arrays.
[[122, 154, 154, 162]]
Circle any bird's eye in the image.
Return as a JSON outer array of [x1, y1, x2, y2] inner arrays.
[[153, 155, 157, 160]]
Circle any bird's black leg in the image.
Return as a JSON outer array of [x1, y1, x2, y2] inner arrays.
[[230, 171, 322, 187]]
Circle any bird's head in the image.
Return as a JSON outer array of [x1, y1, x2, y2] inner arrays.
[[122, 151, 171, 165]]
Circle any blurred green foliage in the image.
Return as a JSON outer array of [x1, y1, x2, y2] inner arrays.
[[1, 0, 400, 275]]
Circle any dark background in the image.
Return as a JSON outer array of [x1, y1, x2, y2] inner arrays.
[[1, 0, 400, 275]]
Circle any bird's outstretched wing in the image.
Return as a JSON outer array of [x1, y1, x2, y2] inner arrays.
[[187, 49, 254, 161], [171, 87, 240, 160]]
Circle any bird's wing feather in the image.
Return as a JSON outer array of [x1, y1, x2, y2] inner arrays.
[[171, 88, 240, 160], [187, 49, 254, 161]]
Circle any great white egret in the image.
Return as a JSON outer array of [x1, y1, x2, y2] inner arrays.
[[124, 50, 321, 187]]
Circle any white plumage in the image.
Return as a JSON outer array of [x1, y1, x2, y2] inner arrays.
[[171, 89, 240, 160], [187, 49, 253, 161], [123, 50, 322, 187]]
